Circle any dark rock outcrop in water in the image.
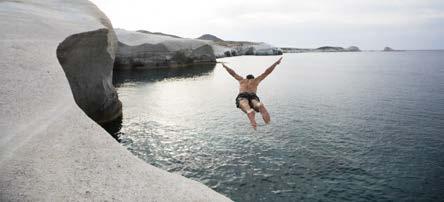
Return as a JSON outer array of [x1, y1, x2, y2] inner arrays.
[[0, 0, 231, 201], [197, 34, 224, 42]]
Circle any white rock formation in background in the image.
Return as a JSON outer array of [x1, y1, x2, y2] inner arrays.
[[114, 29, 283, 69], [210, 41, 283, 57], [0, 0, 230, 201], [197, 34, 283, 58], [114, 29, 216, 69]]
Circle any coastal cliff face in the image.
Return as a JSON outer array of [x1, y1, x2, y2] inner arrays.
[[114, 29, 282, 69], [0, 0, 230, 201]]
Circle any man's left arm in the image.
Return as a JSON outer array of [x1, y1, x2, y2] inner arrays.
[[256, 57, 282, 81]]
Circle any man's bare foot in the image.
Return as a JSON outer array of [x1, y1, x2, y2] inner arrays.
[[247, 111, 257, 130]]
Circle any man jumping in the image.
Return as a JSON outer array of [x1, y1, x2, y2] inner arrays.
[[222, 57, 283, 129]]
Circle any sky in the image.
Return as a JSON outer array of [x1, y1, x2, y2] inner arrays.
[[90, 0, 444, 50]]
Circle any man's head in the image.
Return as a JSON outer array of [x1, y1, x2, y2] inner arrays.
[[246, 74, 255, 79]]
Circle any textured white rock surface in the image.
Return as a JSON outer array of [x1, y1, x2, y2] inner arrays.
[[0, 1, 230, 201]]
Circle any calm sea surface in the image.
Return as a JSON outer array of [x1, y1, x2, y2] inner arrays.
[[110, 52, 444, 201]]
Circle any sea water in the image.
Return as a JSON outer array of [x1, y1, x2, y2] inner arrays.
[[109, 51, 444, 201]]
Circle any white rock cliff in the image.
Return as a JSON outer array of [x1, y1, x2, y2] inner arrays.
[[0, 0, 230, 201]]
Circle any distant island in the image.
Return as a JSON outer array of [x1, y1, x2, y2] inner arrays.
[[383, 47, 395, 51], [281, 46, 361, 53]]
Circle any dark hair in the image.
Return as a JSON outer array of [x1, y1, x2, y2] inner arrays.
[[246, 74, 255, 79]]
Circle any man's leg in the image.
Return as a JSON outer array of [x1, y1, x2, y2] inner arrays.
[[239, 99, 257, 129], [251, 99, 270, 124]]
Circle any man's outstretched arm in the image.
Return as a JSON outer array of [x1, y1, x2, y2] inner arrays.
[[222, 63, 244, 81], [256, 57, 283, 81]]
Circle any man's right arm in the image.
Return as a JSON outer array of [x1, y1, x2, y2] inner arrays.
[[222, 63, 244, 81]]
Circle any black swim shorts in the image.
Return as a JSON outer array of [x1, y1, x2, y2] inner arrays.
[[235, 92, 261, 109]]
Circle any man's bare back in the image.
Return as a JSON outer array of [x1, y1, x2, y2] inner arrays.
[[238, 79, 260, 93], [222, 57, 283, 129]]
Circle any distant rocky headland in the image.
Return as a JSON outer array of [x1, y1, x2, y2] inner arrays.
[[114, 30, 283, 70]]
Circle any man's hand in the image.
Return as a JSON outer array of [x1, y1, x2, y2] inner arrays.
[[221, 63, 230, 69]]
